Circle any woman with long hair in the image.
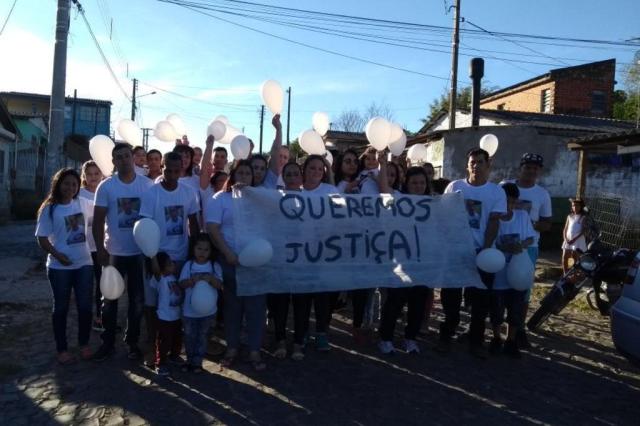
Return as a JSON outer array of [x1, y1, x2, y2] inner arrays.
[[35, 168, 94, 364], [334, 149, 361, 194], [205, 160, 267, 370]]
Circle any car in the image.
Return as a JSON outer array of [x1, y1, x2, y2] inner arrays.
[[610, 252, 640, 366]]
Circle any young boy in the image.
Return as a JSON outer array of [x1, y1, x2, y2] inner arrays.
[[490, 183, 536, 358]]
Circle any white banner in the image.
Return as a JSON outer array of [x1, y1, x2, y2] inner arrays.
[[233, 187, 483, 296]]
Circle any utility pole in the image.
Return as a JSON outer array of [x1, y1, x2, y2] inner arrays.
[[259, 105, 265, 154], [142, 128, 151, 151], [448, 0, 461, 130], [47, 0, 71, 187], [130, 78, 138, 121], [286, 86, 291, 146]]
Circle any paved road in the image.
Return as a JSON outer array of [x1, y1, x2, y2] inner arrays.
[[1, 222, 639, 425]]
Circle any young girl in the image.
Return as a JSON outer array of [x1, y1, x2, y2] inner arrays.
[[562, 198, 588, 273], [378, 167, 433, 354], [179, 233, 223, 373], [35, 168, 94, 364], [357, 147, 380, 194], [78, 160, 104, 331], [334, 149, 360, 194], [150, 252, 183, 376]]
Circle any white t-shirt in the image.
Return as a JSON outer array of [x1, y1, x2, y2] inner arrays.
[[140, 182, 199, 261], [503, 180, 552, 247], [150, 274, 182, 321], [94, 174, 153, 256], [179, 175, 201, 199], [358, 169, 380, 195], [493, 209, 537, 290], [79, 188, 97, 252], [205, 191, 236, 251], [303, 182, 338, 195], [262, 170, 279, 190], [35, 198, 93, 270], [179, 260, 222, 318], [445, 179, 507, 250]]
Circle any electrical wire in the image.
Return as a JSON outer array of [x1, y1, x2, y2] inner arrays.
[[0, 0, 18, 37]]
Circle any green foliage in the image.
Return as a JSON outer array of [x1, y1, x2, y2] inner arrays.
[[612, 89, 639, 121]]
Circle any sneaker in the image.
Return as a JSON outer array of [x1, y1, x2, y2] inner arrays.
[[469, 344, 488, 360], [273, 341, 287, 359], [127, 345, 143, 360], [169, 355, 185, 366], [489, 337, 503, 355], [315, 334, 330, 352], [156, 365, 170, 376], [92, 345, 115, 362], [516, 329, 531, 349], [434, 339, 452, 354], [503, 340, 522, 359], [92, 318, 104, 332], [404, 339, 420, 354], [378, 340, 396, 355], [291, 344, 305, 361], [79, 346, 94, 360]]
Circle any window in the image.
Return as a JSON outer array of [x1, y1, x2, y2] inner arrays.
[[497, 103, 505, 110], [64, 105, 72, 119], [96, 107, 107, 122], [79, 106, 95, 121], [540, 89, 552, 112], [592, 91, 606, 115]]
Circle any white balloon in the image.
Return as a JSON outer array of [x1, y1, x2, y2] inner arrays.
[[100, 265, 125, 300], [239, 239, 274, 267], [154, 120, 179, 142], [299, 129, 326, 155], [387, 123, 407, 156], [324, 150, 333, 166], [231, 135, 251, 159], [479, 133, 499, 157], [133, 218, 161, 257], [365, 117, 391, 151], [191, 280, 218, 316], [407, 144, 428, 163], [89, 134, 115, 177], [207, 120, 227, 140], [312, 112, 330, 136], [261, 80, 284, 115], [476, 248, 506, 273], [166, 113, 187, 137], [507, 252, 535, 291], [219, 125, 242, 145], [117, 119, 142, 146], [213, 115, 230, 126]]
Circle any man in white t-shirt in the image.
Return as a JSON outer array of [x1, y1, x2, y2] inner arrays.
[[503, 153, 552, 348], [438, 148, 507, 358], [92, 142, 153, 361]]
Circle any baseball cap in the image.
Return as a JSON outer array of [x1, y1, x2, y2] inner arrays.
[[520, 153, 544, 167]]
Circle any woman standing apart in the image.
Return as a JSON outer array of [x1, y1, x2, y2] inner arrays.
[[36, 169, 94, 364], [562, 198, 588, 273]]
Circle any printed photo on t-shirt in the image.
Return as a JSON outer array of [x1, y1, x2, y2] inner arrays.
[[465, 199, 482, 229], [515, 199, 532, 214], [65, 213, 86, 245], [164, 205, 184, 236], [168, 280, 184, 307], [117, 197, 140, 228], [499, 233, 521, 262]]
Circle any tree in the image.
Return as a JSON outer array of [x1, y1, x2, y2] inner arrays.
[[288, 138, 304, 160], [422, 86, 498, 124], [612, 90, 639, 121], [334, 102, 395, 133]]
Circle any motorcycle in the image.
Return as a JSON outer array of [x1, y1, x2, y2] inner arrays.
[[527, 238, 637, 331]]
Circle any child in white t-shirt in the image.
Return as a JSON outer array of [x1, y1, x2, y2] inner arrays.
[[179, 234, 223, 373], [150, 252, 183, 376], [490, 183, 535, 359]]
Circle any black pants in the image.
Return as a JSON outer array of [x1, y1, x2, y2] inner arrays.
[[439, 269, 494, 346], [379, 286, 431, 341], [292, 292, 330, 345], [90, 252, 103, 317], [101, 254, 145, 348], [268, 293, 291, 342], [351, 288, 370, 328]]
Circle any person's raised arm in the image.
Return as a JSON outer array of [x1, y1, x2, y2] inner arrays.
[[375, 151, 391, 194], [268, 114, 283, 176], [200, 135, 214, 190], [92, 205, 109, 266]]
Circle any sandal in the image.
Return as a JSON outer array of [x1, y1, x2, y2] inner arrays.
[[57, 351, 77, 365], [220, 348, 238, 368], [79, 346, 93, 360], [248, 351, 266, 372]]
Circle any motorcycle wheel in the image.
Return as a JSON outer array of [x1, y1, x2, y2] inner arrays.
[[527, 288, 564, 331]]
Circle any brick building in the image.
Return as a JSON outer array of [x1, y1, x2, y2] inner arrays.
[[480, 59, 616, 118]]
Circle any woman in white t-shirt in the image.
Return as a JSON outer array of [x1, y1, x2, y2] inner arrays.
[[79, 160, 104, 331], [35, 168, 94, 365], [562, 198, 588, 273], [205, 160, 267, 371], [334, 149, 361, 194]]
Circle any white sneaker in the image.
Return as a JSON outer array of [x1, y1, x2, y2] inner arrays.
[[404, 339, 420, 354], [378, 340, 396, 354]]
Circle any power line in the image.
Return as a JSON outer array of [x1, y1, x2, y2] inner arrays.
[[138, 80, 260, 110], [0, 0, 18, 37]]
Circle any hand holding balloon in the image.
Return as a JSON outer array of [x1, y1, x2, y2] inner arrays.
[[272, 114, 282, 130]]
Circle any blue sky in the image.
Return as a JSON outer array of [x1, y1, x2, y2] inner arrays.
[[1, 0, 638, 154]]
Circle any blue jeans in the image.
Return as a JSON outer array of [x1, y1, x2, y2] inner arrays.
[[47, 266, 94, 353], [101, 254, 145, 348], [220, 260, 266, 352], [183, 315, 215, 367]]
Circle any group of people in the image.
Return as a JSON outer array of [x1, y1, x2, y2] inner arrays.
[[36, 113, 558, 376]]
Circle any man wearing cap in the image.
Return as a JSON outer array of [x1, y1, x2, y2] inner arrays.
[[503, 153, 552, 348]]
